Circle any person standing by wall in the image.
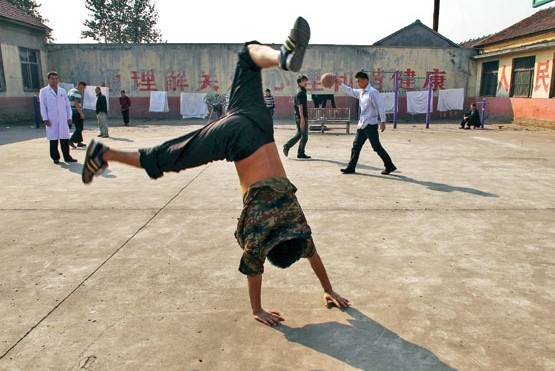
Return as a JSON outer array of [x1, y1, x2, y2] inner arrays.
[[95, 87, 109, 138], [264, 88, 275, 117], [39, 71, 77, 164], [69, 81, 87, 148], [336, 72, 397, 175], [283, 75, 310, 159], [119, 90, 131, 126]]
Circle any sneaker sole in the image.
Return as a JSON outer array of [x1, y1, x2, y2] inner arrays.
[[82, 140, 106, 184], [288, 17, 310, 72]]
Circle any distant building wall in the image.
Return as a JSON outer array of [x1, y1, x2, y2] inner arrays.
[[43, 43, 476, 121], [473, 40, 555, 127], [0, 21, 48, 123]]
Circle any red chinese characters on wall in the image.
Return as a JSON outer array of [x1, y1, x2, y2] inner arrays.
[[534, 60, 551, 92], [166, 72, 189, 92], [423, 68, 446, 91], [198, 72, 219, 92], [110, 73, 122, 91], [372, 68, 385, 92], [497, 65, 509, 93], [131, 70, 157, 91], [398, 68, 417, 91]]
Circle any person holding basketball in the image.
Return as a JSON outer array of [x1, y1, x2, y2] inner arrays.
[[81, 17, 349, 327], [336, 71, 397, 175]]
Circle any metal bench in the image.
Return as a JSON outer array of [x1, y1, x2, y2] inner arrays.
[[308, 108, 351, 134]]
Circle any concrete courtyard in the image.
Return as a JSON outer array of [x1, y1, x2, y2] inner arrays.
[[1, 118, 554, 370]]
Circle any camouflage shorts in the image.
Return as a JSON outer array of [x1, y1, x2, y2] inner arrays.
[[235, 177, 315, 276]]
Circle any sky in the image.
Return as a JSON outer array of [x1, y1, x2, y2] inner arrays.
[[38, 0, 549, 45]]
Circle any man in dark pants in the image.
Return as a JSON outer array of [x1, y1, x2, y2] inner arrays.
[[69, 81, 87, 148], [283, 75, 311, 159], [119, 90, 131, 126], [95, 87, 109, 138], [336, 72, 397, 175], [81, 17, 349, 327], [459, 103, 481, 129], [39, 71, 77, 164]]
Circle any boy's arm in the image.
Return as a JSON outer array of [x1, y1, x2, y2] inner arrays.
[[308, 251, 350, 308], [247, 274, 285, 326]]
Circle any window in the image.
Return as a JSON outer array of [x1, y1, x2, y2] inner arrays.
[[0, 49, 5, 92], [479, 61, 499, 97], [19, 47, 42, 91], [510, 56, 535, 98]]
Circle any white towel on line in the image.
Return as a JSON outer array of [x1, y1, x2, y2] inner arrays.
[[149, 91, 169, 112], [406, 91, 429, 114], [83, 86, 109, 111], [381, 92, 396, 114], [180, 92, 209, 118], [437, 88, 464, 111], [59, 82, 74, 93]]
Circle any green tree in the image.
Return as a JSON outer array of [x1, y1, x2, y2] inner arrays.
[[81, 0, 163, 43]]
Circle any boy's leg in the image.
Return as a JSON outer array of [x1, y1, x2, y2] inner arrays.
[[60, 139, 75, 162], [366, 125, 395, 171], [279, 17, 310, 72], [285, 117, 302, 151], [246, 16, 310, 72], [344, 130, 366, 171], [297, 120, 309, 157], [83, 17, 311, 184], [49, 140, 60, 162]]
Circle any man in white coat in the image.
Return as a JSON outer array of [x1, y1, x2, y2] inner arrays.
[[39, 71, 77, 164]]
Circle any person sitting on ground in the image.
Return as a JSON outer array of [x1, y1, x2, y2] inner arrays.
[[460, 103, 481, 129], [81, 17, 349, 327]]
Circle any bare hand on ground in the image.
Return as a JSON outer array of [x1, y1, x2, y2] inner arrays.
[[253, 309, 285, 327], [324, 290, 350, 309]]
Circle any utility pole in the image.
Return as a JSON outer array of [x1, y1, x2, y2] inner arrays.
[[433, 0, 440, 32]]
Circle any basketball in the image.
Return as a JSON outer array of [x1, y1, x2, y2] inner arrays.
[[320, 73, 335, 89]]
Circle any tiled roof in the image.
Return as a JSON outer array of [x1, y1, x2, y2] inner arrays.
[[0, 0, 49, 30], [458, 35, 492, 48], [374, 19, 459, 48], [475, 6, 555, 47]]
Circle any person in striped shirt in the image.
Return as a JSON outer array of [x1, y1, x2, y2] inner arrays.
[[264, 88, 275, 117], [68, 81, 87, 148]]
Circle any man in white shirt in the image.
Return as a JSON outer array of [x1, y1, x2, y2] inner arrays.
[[39, 71, 77, 164], [336, 72, 396, 175]]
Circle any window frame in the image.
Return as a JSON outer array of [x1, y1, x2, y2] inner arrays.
[[19, 47, 42, 91], [479, 60, 499, 97], [510, 56, 535, 98]]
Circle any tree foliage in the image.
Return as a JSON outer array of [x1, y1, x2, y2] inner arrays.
[[7, 0, 52, 41], [7, 0, 47, 23], [81, 0, 163, 43]]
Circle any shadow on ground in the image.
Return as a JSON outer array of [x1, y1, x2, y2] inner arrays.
[[276, 307, 456, 371]]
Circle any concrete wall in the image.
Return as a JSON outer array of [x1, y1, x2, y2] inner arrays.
[[42, 43, 477, 122]]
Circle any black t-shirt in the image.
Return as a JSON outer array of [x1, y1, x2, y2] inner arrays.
[[294, 87, 308, 118]]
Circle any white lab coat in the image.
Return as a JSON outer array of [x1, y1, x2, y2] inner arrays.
[[39, 85, 72, 140]]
